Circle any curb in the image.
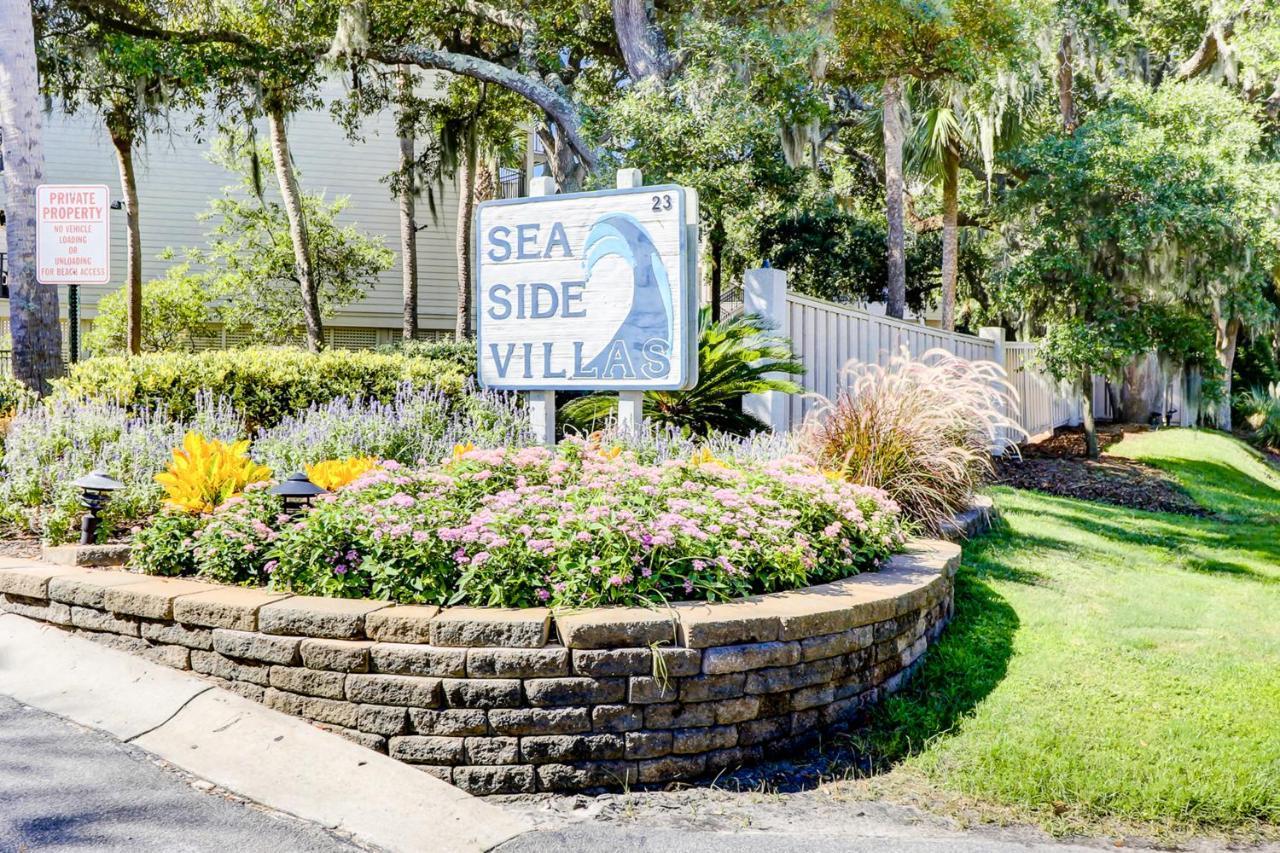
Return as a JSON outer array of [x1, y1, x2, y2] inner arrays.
[[0, 613, 532, 853]]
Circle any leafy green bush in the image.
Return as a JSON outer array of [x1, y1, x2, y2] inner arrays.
[[377, 337, 477, 377], [559, 308, 803, 436], [0, 375, 36, 417], [53, 347, 468, 430], [83, 266, 216, 355], [131, 510, 203, 576], [1237, 383, 1280, 451]]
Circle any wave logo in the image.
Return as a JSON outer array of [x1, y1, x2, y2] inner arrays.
[[580, 213, 674, 381]]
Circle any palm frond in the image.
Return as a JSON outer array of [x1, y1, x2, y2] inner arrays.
[[559, 307, 803, 437]]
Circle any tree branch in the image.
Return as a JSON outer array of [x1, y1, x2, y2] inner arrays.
[[370, 45, 599, 172], [904, 190, 984, 232], [1175, 1, 1254, 80]]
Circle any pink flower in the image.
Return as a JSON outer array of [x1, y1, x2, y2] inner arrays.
[[263, 560, 278, 574]]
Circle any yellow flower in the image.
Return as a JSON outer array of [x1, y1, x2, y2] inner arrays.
[[452, 441, 476, 460], [689, 448, 724, 468], [155, 431, 270, 514], [305, 457, 379, 491]]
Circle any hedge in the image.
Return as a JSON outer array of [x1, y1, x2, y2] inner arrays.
[[53, 347, 469, 430], [0, 375, 36, 418]]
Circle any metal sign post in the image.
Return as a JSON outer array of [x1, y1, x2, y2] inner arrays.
[[67, 284, 80, 363]]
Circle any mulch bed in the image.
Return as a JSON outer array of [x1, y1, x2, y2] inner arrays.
[[994, 424, 1210, 517], [0, 536, 42, 560]]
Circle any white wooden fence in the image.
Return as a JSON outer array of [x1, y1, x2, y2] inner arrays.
[[742, 267, 1115, 444]]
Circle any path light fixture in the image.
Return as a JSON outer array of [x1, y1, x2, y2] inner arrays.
[[270, 472, 326, 517], [73, 470, 124, 545]]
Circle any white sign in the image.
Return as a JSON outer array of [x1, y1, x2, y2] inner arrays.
[[36, 184, 111, 285], [475, 185, 698, 390]]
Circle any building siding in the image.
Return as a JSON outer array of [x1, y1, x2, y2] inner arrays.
[[1, 78, 464, 335]]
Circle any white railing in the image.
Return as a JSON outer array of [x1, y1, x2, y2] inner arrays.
[[742, 267, 1118, 443], [780, 292, 998, 429]]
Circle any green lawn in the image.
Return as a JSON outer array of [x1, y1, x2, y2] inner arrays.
[[849, 429, 1280, 837]]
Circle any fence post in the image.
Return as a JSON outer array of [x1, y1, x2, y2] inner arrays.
[[614, 168, 647, 432], [526, 176, 558, 446], [743, 267, 790, 433], [978, 326, 1009, 456]]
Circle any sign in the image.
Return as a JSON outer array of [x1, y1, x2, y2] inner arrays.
[[475, 184, 698, 390], [36, 184, 111, 285]]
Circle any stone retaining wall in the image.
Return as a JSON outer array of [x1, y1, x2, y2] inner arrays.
[[0, 535, 969, 794]]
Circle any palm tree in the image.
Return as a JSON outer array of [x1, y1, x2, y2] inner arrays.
[[559, 308, 804, 436], [0, 0, 64, 392], [908, 74, 1036, 330]]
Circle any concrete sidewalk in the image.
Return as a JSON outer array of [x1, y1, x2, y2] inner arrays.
[[0, 613, 531, 853]]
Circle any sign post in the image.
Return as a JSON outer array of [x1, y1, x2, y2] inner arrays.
[[614, 168, 647, 432], [525, 176, 558, 445], [36, 184, 111, 362], [475, 171, 699, 446]]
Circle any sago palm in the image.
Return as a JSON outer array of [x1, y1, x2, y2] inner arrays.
[[559, 307, 803, 436]]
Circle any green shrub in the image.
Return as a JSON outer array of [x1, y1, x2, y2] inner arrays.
[[83, 265, 216, 355], [1237, 383, 1280, 451], [559, 308, 803, 437], [131, 510, 203, 576], [0, 375, 36, 417], [377, 337, 477, 377], [53, 347, 468, 430]]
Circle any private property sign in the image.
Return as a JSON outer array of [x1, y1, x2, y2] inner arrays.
[[475, 185, 698, 391], [36, 184, 111, 285]]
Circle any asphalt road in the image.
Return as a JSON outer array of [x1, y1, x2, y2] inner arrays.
[[0, 694, 365, 853]]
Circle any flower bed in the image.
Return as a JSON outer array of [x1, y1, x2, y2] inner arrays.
[[137, 438, 906, 610]]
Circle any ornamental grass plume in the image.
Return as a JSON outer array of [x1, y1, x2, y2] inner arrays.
[[799, 347, 1025, 533]]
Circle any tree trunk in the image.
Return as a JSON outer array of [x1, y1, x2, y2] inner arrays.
[[0, 0, 64, 392], [455, 146, 476, 339], [109, 124, 143, 355], [709, 219, 724, 322], [1213, 308, 1241, 431], [397, 69, 419, 341], [266, 103, 324, 352], [611, 0, 673, 83], [939, 142, 960, 331], [540, 123, 586, 193], [882, 77, 906, 319], [1057, 32, 1078, 133], [1081, 366, 1099, 458]]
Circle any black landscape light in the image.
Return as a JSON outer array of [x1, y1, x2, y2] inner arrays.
[[73, 470, 124, 545], [270, 472, 326, 516]]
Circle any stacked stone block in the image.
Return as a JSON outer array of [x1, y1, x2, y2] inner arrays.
[[0, 537, 961, 794]]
